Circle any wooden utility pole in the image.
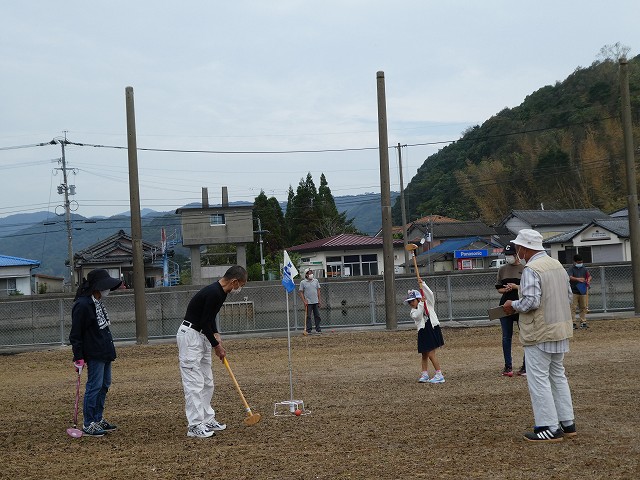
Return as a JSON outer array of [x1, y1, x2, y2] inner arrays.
[[397, 143, 410, 269], [125, 86, 148, 344], [619, 59, 640, 314], [376, 71, 397, 330]]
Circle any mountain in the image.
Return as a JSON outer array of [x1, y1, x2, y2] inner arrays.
[[392, 54, 640, 225], [335, 192, 400, 235], [0, 193, 392, 277]]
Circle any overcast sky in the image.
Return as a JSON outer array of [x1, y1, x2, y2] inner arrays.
[[1, 1, 639, 222]]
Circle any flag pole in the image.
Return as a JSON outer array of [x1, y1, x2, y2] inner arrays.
[[274, 250, 310, 416], [285, 289, 294, 402]]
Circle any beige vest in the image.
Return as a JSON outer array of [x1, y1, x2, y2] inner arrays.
[[519, 254, 573, 346]]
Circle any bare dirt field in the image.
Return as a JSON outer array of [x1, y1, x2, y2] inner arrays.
[[1, 318, 639, 480]]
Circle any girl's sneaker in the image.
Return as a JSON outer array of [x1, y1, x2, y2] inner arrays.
[[418, 372, 430, 383], [428, 373, 445, 384], [82, 422, 107, 437], [502, 366, 514, 377]]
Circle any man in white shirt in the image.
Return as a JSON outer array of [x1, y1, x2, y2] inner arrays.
[[503, 229, 576, 443]]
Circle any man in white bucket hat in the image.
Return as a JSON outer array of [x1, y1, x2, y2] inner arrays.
[[502, 229, 576, 443]]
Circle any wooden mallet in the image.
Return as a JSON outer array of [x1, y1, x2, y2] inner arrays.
[[405, 242, 430, 315], [223, 357, 262, 426]]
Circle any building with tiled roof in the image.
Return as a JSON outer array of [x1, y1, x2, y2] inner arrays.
[[498, 209, 610, 238], [73, 230, 162, 288], [288, 234, 406, 277], [544, 218, 631, 264]]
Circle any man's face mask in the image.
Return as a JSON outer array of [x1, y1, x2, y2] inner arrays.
[[100, 289, 111, 299], [505, 255, 516, 265], [230, 280, 243, 294]]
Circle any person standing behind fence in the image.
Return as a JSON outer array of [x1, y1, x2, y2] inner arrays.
[[299, 269, 322, 334], [503, 229, 576, 442], [69, 269, 122, 437], [177, 265, 247, 439], [405, 279, 445, 384], [495, 243, 526, 377], [567, 254, 590, 330]]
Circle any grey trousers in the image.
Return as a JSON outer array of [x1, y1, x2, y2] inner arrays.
[[524, 345, 575, 427]]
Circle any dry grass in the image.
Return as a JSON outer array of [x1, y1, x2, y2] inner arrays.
[[1, 318, 639, 479]]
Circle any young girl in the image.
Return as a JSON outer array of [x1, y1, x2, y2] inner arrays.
[[404, 279, 445, 383]]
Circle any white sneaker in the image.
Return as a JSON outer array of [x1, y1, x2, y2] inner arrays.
[[428, 373, 445, 384], [187, 424, 214, 438], [418, 372, 430, 383], [204, 419, 227, 432]]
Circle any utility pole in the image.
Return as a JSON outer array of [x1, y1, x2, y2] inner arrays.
[[376, 71, 397, 330], [54, 134, 77, 289], [619, 59, 640, 314], [254, 217, 269, 281], [125, 86, 148, 344], [397, 143, 410, 271]]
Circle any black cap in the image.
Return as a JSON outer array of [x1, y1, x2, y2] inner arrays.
[[504, 243, 517, 256]]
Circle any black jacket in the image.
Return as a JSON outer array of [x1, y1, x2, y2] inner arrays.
[[69, 295, 117, 362]]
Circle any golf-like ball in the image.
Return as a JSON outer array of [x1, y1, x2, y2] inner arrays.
[[295, 409, 302, 416]]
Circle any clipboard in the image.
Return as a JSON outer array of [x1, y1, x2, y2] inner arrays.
[[488, 306, 505, 320]]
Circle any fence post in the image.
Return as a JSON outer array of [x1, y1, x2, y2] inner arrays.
[[59, 299, 65, 345], [293, 289, 299, 331], [446, 276, 453, 321], [369, 281, 376, 325], [600, 266, 607, 313]]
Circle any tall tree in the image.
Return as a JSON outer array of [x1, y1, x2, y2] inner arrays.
[[288, 173, 320, 245]]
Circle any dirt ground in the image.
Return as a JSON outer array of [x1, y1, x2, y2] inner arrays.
[[1, 318, 639, 480]]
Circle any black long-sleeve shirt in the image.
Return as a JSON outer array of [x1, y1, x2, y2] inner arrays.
[[183, 282, 227, 347]]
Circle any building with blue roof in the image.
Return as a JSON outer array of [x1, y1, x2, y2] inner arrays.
[[0, 255, 40, 296]]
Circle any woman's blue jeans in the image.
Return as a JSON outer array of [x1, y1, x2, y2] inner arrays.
[[83, 360, 112, 427], [500, 314, 523, 368]]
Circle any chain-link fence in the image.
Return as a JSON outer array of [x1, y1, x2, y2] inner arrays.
[[0, 264, 634, 348]]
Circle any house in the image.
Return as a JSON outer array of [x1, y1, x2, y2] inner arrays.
[[33, 274, 65, 294], [412, 236, 503, 273], [544, 218, 631, 264], [73, 229, 162, 288], [288, 233, 406, 277], [407, 219, 497, 248], [0, 255, 40, 296], [497, 209, 611, 239]]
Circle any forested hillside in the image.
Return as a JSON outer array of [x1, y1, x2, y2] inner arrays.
[[393, 53, 640, 225]]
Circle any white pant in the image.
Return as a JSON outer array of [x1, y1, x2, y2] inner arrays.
[[524, 345, 574, 427], [177, 325, 217, 426]]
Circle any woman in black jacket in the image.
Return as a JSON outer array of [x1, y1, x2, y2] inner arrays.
[[69, 269, 122, 437]]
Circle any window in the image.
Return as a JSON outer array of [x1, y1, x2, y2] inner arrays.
[[210, 214, 226, 226], [0, 278, 17, 296], [361, 254, 378, 276], [343, 255, 361, 277]]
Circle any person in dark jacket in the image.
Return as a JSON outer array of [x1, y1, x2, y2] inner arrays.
[[69, 269, 122, 437], [495, 243, 526, 377]]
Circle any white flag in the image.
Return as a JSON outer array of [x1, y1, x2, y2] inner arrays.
[[281, 250, 299, 293]]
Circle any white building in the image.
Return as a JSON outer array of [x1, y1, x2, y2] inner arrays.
[[0, 255, 40, 296], [288, 234, 406, 277], [545, 218, 630, 264]]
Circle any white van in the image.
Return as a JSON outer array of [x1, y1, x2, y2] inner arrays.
[[489, 258, 507, 269]]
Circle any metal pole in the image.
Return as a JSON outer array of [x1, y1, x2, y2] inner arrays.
[[619, 59, 640, 314], [376, 71, 397, 330], [125, 86, 148, 344], [60, 140, 75, 288], [258, 217, 266, 281], [398, 143, 410, 270]]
